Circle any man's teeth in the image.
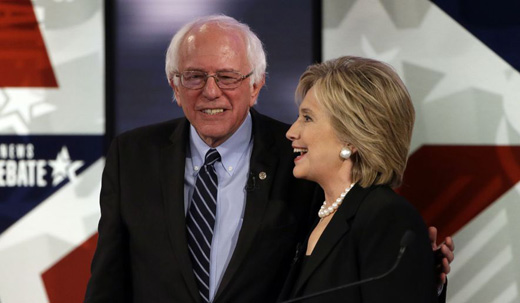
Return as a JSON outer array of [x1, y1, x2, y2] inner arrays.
[[202, 109, 224, 115], [294, 148, 308, 155]]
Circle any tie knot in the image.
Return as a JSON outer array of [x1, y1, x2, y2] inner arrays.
[[204, 149, 221, 166]]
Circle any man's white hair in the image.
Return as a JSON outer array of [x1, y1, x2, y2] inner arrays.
[[165, 15, 267, 87]]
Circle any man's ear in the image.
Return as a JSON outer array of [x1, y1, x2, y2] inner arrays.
[[249, 74, 265, 106], [170, 78, 182, 107]]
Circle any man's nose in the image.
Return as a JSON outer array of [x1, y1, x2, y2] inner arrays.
[[202, 76, 222, 99]]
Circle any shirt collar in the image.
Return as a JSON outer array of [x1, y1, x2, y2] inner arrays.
[[189, 112, 252, 176]]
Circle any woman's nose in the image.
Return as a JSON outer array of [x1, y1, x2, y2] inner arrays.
[[286, 122, 299, 141]]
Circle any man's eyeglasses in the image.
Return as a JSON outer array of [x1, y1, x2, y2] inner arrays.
[[174, 70, 253, 90]]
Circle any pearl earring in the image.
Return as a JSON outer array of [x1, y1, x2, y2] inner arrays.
[[340, 147, 352, 159]]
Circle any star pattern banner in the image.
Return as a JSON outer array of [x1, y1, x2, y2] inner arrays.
[[1, 0, 518, 302], [322, 0, 520, 302], [0, 0, 105, 302]]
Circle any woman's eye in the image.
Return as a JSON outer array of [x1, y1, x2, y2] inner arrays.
[[303, 115, 312, 122]]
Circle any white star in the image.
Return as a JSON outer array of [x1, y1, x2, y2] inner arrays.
[[48, 146, 84, 186], [0, 89, 45, 123], [361, 35, 399, 63], [0, 89, 56, 134]]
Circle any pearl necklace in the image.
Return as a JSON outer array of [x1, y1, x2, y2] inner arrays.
[[318, 183, 355, 218]]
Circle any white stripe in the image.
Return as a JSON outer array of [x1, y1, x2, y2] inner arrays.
[[193, 270, 210, 289], [205, 165, 218, 188], [191, 199, 214, 234], [451, 209, 507, 276], [187, 220, 211, 250], [199, 290, 209, 303], [206, 149, 218, 159], [451, 246, 513, 303], [188, 245, 210, 277], [491, 282, 518, 303], [193, 185, 216, 220], [198, 172, 218, 205], [187, 227, 210, 262]]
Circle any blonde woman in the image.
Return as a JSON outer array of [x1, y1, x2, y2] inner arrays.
[[282, 56, 440, 303]]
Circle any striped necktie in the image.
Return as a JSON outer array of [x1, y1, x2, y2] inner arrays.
[[186, 148, 221, 303]]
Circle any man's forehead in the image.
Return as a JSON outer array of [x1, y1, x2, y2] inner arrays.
[[178, 25, 249, 71], [183, 23, 244, 49]]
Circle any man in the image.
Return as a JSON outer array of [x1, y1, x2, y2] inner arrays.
[[85, 15, 453, 303]]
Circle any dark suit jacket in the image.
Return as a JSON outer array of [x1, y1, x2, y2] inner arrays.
[[280, 185, 438, 303], [84, 109, 319, 303]]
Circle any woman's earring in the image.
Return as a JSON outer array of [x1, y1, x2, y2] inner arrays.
[[340, 147, 352, 160]]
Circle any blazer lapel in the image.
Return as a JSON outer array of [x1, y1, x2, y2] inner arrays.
[[214, 109, 278, 300], [292, 184, 371, 295], [159, 119, 201, 303]]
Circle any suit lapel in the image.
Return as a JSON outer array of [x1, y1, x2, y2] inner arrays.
[[159, 119, 201, 303], [214, 109, 278, 300], [292, 184, 372, 295]]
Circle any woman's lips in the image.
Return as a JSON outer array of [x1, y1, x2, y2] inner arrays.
[[293, 147, 308, 162]]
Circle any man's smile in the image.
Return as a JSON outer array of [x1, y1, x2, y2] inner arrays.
[[201, 108, 225, 115]]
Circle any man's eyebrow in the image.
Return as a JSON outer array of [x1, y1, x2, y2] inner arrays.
[[182, 68, 205, 72], [181, 68, 239, 73], [216, 69, 242, 73]]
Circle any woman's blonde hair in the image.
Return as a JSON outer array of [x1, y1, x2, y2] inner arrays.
[[296, 56, 415, 188]]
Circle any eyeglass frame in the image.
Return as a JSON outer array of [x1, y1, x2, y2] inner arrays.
[[173, 70, 254, 90]]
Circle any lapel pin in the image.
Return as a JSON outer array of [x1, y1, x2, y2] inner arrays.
[[259, 172, 267, 180]]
